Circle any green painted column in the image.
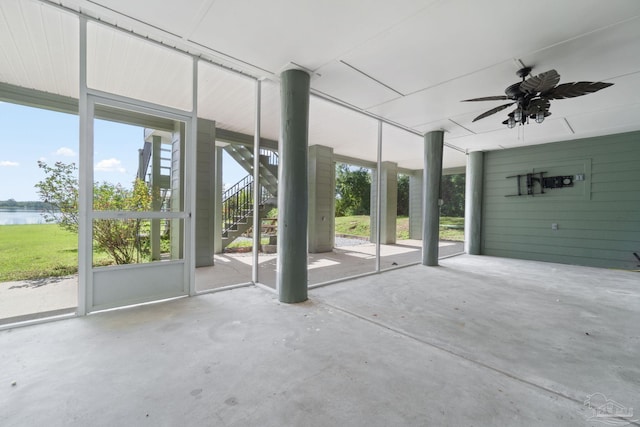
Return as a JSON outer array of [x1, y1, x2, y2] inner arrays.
[[195, 118, 216, 267], [150, 135, 162, 261], [409, 170, 423, 239], [277, 69, 310, 303], [170, 122, 185, 260], [464, 151, 483, 255], [422, 131, 444, 266], [213, 146, 223, 254]]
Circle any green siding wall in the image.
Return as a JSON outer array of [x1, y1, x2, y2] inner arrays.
[[481, 131, 640, 269], [195, 119, 216, 267]]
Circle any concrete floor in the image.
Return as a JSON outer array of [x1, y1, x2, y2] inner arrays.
[[1, 255, 638, 426]]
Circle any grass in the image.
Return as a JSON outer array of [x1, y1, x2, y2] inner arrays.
[[440, 216, 465, 241], [335, 215, 371, 237], [335, 215, 464, 242], [226, 237, 270, 249], [0, 224, 111, 282], [2, 216, 464, 282]]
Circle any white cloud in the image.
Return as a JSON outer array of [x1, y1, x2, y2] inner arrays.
[[38, 156, 47, 162], [55, 147, 76, 157], [95, 158, 126, 173], [0, 160, 19, 167]]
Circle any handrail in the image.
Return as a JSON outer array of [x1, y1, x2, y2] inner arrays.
[[222, 174, 275, 237], [259, 148, 278, 167], [222, 174, 252, 202]]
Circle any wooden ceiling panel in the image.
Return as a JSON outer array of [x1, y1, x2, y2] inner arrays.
[[88, 0, 213, 37], [342, 0, 640, 95], [312, 61, 401, 110], [0, 0, 79, 97]]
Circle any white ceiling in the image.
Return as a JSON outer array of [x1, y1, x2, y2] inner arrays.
[[1, 0, 639, 170]]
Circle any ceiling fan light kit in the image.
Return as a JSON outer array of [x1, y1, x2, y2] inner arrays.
[[462, 67, 614, 128]]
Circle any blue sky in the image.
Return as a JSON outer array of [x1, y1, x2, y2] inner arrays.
[[0, 101, 247, 201]]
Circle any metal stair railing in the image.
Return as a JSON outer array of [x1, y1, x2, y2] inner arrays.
[[222, 174, 274, 238], [259, 148, 278, 167]]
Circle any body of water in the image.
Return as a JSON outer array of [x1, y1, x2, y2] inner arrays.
[[0, 208, 48, 225]]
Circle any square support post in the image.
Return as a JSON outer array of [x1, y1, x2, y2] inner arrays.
[[308, 145, 335, 253], [195, 118, 216, 267], [150, 135, 162, 261], [409, 170, 423, 240], [213, 146, 223, 254], [370, 161, 398, 244]]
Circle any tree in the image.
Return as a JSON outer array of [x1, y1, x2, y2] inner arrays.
[[335, 164, 371, 216], [35, 161, 79, 232], [35, 161, 152, 265], [92, 179, 152, 264], [440, 174, 465, 217], [397, 174, 409, 216]]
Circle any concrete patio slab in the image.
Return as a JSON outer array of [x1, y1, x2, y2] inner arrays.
[[1, 255, 637, 426], [313, 255, 640, 409]]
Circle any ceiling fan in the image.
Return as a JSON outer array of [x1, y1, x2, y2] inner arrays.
[[462, 67, 614, 128]]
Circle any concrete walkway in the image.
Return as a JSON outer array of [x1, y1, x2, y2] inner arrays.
[[195, 240, 464, 291], [1, 255, 637, 426], [0, 240, 463, 325], [0, 276, 77, 323]]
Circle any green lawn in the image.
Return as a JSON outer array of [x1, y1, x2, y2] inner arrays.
[[226, 237, 270, 249], [2, 217, 464, 282], [0, 224, 110, 282], [335, 215, 464, 242]]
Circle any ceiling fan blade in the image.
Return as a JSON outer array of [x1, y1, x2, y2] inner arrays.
[[461, 95, 509, 102], [520, 69, 560, 94], [472, 102, 514, 122], [542, 81, 614, 99]]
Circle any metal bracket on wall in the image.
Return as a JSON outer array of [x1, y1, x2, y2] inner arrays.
[[505, 171, 574, 197]]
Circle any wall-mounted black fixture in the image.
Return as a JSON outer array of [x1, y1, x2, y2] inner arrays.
[[542, 175, 574, 189], [505, 171, 574, 197]]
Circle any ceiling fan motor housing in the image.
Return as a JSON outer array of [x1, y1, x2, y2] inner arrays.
[[505, 82, 523, 99], [516, 66, 532, 79]]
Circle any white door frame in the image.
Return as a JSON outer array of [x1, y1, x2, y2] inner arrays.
[[79, 94, 194, 313]]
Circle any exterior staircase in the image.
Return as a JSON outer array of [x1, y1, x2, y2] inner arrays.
[[221, 145, 278, 250], [224, 145, 278, 199], [137, 139, 172, 204]]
